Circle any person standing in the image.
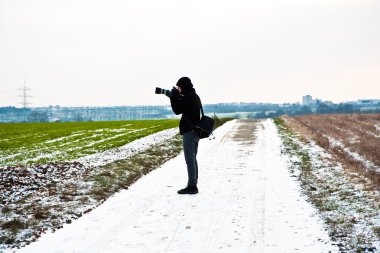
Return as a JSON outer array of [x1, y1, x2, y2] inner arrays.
[[170, 77, 201, 194]]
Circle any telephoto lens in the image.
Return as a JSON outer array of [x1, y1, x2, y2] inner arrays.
[[155, 87, 172, 97]]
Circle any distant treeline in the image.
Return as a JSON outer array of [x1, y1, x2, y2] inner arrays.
[[0, 106, 172, 123], [204, 102, 380, 119], [1, 101, 380, 123]]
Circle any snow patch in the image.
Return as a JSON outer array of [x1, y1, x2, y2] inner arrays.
[[75, 127, 178, 167], [329, 137, 380, 174], [44, 131, 87, 144]]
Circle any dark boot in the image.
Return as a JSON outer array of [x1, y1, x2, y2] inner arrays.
[[177, 185, 198, 195]]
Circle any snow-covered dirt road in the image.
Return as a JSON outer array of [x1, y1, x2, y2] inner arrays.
[[16, 119, 338, 253]]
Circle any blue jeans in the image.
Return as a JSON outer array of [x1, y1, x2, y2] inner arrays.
[[183, 130, 200, 187]]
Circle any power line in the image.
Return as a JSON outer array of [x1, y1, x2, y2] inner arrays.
[[17, 79, 33, 108]]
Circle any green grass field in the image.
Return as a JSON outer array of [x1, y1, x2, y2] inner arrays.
[[0, 119, 179, 166]]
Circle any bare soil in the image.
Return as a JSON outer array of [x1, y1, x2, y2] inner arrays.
[[283, 114, 380, 189]]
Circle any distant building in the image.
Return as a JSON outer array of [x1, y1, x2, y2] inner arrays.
[[302, 95, 313, 106], [358, 99, 380, 105]]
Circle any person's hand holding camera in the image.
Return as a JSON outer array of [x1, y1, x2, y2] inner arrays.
[[171, 86, 181, 98]]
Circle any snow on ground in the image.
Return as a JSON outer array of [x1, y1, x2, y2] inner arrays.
[[328, 137, 380, 174], [15, 119, 337, 253], [1, 128, 178, 209], [75, 128, 178, 167], [44, 131, 87, 144]]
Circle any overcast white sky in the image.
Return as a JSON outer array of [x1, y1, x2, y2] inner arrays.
[[0, 0, 379, 107]]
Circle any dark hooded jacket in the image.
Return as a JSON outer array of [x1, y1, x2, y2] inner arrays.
[[170, 87, 201, 135]]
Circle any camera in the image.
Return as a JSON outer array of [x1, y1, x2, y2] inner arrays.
[[155, 87, 171, 97]]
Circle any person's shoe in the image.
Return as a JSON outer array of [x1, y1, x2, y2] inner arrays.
[[177, 185, 198, 195]]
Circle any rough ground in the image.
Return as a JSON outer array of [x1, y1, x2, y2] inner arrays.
[[14, 119, 337, 253], [0, 128, 180, 250]]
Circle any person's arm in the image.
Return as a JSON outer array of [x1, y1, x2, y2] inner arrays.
[[170, 94, 184, 115], [169, 87, 184, 115]]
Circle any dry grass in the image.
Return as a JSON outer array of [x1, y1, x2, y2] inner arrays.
[[283, 114, 380, 189], [275, 117, 380, 250]]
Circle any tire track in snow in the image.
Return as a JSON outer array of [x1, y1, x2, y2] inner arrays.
[[199, 120, 258, 252], [165, 121, 238, 252]]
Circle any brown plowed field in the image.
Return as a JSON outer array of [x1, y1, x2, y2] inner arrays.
[[283, 114, 380, 188]]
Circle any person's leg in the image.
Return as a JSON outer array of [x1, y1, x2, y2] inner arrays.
[[194, 134, 199, 184], [183, 131, 198, 187]]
